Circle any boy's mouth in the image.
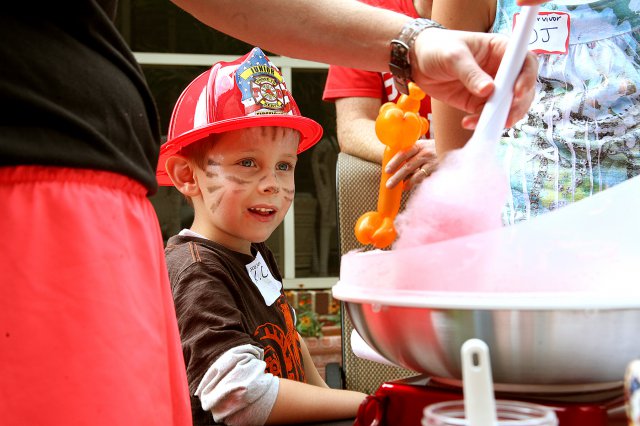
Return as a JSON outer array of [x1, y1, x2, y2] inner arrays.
[[248, 207, 276, 216]]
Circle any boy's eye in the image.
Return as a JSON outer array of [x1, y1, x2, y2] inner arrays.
[[277, 162, 293, 172], [239, 159, 255, 167]]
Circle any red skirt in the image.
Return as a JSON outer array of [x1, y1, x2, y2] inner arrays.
[[0, 166, 191, 425]]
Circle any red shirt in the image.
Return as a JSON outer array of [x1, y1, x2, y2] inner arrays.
[[322, 0, 432, 133]]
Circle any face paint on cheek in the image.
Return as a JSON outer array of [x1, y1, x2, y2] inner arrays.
[[207, 184, 223, 194], [205, 159, 221, 179], [208, 189, 225, 213], [283, 187, 294, 203], [225, 175, 251, 185], [225, 173, 251, 194], [204, 158, 226, 211]]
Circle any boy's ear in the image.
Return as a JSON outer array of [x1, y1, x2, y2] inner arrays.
[[164, 155, 200, 197]]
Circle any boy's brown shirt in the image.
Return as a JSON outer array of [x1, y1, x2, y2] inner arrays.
[[165, 234, 305, 394]]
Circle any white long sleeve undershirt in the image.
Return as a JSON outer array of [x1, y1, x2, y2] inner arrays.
[[195, 344, 279, 426]]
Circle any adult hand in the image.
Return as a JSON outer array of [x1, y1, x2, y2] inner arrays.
[[385, 138, 438, 190], [411, 28, 538, 130]]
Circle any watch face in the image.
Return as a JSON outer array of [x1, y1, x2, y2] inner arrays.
[[390, 40, 411, 95], [389, 19, 446, 95]]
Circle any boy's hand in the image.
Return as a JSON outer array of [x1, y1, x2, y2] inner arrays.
[[411, 28, 538, 130]]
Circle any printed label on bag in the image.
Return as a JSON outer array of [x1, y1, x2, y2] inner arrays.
[[246, 251, 282, 305], [513, 11, 570, 54]]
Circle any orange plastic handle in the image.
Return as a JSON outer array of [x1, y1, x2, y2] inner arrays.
[[354, 83, 429, 248]]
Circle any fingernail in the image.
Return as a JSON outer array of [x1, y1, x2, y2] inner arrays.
[[462, 121, 477, 130], [477, 79, 493, 97]]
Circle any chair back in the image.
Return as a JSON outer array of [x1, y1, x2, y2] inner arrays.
[[335, 152, 416, 394]]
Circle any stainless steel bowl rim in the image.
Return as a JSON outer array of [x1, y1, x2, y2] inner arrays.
[[333, 281, 640, 310]]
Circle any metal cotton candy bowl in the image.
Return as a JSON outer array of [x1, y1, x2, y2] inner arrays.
[[333, 176, 640, 391], [337, 292, 640, 391]]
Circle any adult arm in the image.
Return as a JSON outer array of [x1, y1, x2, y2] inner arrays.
[[172, 0, 402, 72], [172, 0, 543, 123], [335, 96, 437, 189], [335, 96, 384, 164], [430, 0, 496, 155]]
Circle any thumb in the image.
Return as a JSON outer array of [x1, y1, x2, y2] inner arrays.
[[453, 55, 495, 98], [447, 34, 497, 97]]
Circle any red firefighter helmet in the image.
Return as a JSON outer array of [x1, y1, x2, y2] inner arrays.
[[156, 47, 323, 186]]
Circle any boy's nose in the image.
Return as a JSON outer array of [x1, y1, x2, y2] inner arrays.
[[264, 184, 280, 194], [260, 172, 281, 194]]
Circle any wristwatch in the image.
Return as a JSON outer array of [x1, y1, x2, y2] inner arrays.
[[390, 18, 446, 95]]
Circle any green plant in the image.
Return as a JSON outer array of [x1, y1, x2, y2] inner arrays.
[[295, 306, 323, 338], [320, 298, 342, 327], [320, 312, 341, 328]]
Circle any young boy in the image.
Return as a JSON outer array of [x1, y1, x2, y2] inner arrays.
[[157, 47, 367, 425]]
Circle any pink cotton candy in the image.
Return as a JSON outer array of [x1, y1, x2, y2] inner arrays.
[[392, 5, 542, 250], [336, 175, 640, 298], [394, 145, 509, 249]]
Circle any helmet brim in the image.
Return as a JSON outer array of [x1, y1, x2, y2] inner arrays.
[[156, 114, 323, 186]]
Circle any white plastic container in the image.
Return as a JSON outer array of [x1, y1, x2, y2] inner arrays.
[[422, 400, 558, 426]]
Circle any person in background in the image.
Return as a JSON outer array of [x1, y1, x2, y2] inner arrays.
[[431, 0, 640, 224], [324, 0, 437, 190], [160, 48, 367, 425], [0, 0, 545, 424]]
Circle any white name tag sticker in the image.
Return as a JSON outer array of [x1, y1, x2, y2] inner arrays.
[[246, 251, 282, 306], [514, 11, 570, 55]]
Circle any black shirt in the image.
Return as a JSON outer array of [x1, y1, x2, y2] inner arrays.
[[0, 1, 161, 193]]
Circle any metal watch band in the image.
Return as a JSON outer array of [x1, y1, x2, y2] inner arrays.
[[390, 18, 446, 95]]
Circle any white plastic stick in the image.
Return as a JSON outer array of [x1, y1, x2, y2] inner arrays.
[[466, 5, 541, 154], [462, 338, 497, 426]]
